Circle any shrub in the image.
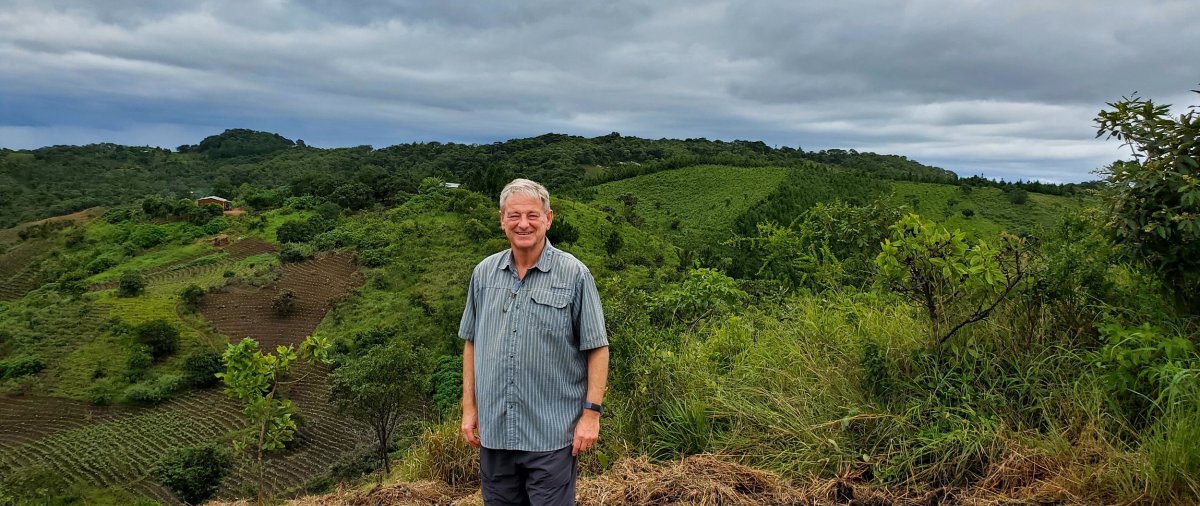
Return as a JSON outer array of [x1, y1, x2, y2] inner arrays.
[[1007, 188, 1029, 205], [279, 242, 315, 263], [960, 208, 975, 218], [134, 320, 180, 359], [1095, 322, 1198, 425], [272, 289, 297, 317], [125, 345, 153, 382], [604, 230, 624, 255], [547, 218, 580, 245], [431, 355, 464, 420], [202, 217, 230, 235], [357, 248, 389, 268], [129, 224, 167, 249], [124, 374, 185, 404], [118, 270, 145, 297], [183, 351, 224, 388], [179, 284, 205, 312], [0, 355, 45, 380], [86, 255, 119, 275], [151, 443, 233, 504]]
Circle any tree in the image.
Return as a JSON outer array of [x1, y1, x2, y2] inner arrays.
[[180, 284, 204, 312], [135, 320, 180, 359], [1095, 88, 1200, 311], [272, 289, 297, 316], [118, 270, 145, 297], [876, 214, 1032, 349], [217, 335, 329, 506], [151, 443, 233, 504], [330, 342, 430, 477]]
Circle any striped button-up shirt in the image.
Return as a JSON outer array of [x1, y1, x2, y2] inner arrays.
[[458, 240, 608, 451]]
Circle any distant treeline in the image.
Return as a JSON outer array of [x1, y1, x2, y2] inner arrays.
[[0, 129, 1095, 228]]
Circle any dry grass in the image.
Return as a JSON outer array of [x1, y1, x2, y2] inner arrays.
[[211, 450, 1109, 506]]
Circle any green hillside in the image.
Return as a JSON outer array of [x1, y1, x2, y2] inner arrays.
[[887, 181, 1085, 238], [590, 165, 790, 250]]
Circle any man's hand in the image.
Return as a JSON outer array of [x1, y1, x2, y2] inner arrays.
[[461, 408, 481, 448], [572, 410, 600, 456]]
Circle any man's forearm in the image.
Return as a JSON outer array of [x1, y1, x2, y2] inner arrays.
[[584, 346, 609, 405], [462, 341, 476, 412]]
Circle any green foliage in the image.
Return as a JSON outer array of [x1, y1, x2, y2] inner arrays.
[[1006, 188, 1029, 205], [272, 289, 298, 316], [876, 214, 1032, 347], [151, 443, 234, 504], [604, 230, 623, 255], [1095, 322, 1199, 426], [128, 224, 166, 249], [190, 128, 295, 159], [430, 355, 463, 420], [330, 341, 430, 475], [280, 242, 316, 263], [0, 355, 44, 379], [277, 216, 335, 244], [117, 270, 144, 297], [1095, 88, 1200, 310], [123, 374, 185, 404], [179, 284, 205, 312], [133, 319, 180, 359], [217, 336, 326, 503], [547, 217, 580, 245], [356, 248, 389, 268], [652, 267, 747, 325], [124, 345, 152, 382], [650, 397, 726, 459], [183, 351, 224, 388]]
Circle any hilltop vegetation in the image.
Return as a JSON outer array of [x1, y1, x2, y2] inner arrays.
[[3, 88, 1200, 506]]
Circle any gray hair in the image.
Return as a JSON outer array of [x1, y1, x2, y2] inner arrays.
[[499, 179, 551, 213]]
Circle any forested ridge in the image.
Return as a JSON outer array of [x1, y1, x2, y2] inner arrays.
[[2, 88, 1198, 506], [0, 129, 1092, 229]]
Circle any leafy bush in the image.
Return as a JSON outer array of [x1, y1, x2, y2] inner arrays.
[[86, 255, 119, 275], [1007, 188, 1029, 205], [125, 345, 153, 382], [151, 443, 233, 504], [431, 354, 463, 420], [272, 289, 298, 316], [960, 208, 975, 218], [202, 216, 230, 235], [1095, 88, 1200, 311], [179, 284, 205, 312], [0, 355, 45, 380], [134, 320, 180, 359], [604, 230, 624, 255], [357, 248, 389, 268], [279, 242, 315, 263], [547, 218, 580, 245], [1095, 322, 1198, 425], [183, 351, 224, 388], [124, 374, 185, 404], [117, 270, 145, 297], [128, 224, 166, 249], [652, 267, 747, 325]]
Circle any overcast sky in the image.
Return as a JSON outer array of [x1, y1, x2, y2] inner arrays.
[[1, 1, 1197, 182]]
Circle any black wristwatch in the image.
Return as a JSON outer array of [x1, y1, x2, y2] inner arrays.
[[582, 402, 604, 414]]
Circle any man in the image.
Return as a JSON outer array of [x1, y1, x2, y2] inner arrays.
[[459, 178, 610, 506]]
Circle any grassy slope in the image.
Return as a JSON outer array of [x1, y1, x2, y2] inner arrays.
[[887, 182, 1084, 238], [590, 165, 789, 251]]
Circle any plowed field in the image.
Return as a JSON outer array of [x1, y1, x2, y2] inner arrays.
[[200, 252, 360, 349]]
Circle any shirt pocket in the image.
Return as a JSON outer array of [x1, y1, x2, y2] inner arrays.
[[529, 289, 571, 336]]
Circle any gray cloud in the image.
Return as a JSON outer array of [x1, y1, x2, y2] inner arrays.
[[1, 0, 1197, 182]]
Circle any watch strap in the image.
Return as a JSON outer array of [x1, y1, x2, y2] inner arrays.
[[582, 401, 604, 414]]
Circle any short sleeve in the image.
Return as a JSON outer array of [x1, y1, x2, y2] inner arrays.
[[458, 272, 477, 342], [573, 268, 608, 350]]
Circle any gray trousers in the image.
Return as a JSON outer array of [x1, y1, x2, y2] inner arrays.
[[480, 446, 577, 506]]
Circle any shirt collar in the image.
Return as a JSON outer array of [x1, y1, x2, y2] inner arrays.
[[499, 239, 556, 273]]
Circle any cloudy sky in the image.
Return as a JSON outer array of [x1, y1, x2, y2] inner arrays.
[[1, 1, 1197, 182]]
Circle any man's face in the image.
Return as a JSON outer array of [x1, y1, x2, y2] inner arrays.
[[500, 194, 553, 251]]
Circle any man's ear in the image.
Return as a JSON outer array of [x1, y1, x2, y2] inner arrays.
[[546, 210, 554, 228]]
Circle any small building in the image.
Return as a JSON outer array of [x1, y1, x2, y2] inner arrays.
[[442, 182, 461, 189], [197, 196, 232, 210]]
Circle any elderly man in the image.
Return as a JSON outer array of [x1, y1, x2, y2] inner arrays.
[[459, 178, 610, 506]]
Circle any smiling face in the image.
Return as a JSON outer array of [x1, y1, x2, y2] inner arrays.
[[500, 194, 553, 253]]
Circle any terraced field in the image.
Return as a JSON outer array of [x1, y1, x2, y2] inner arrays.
[[2, 249, 368, 504], [90, 239, 277, 291], [0, 239, 53, 300], [200, 252, 360, 349]]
